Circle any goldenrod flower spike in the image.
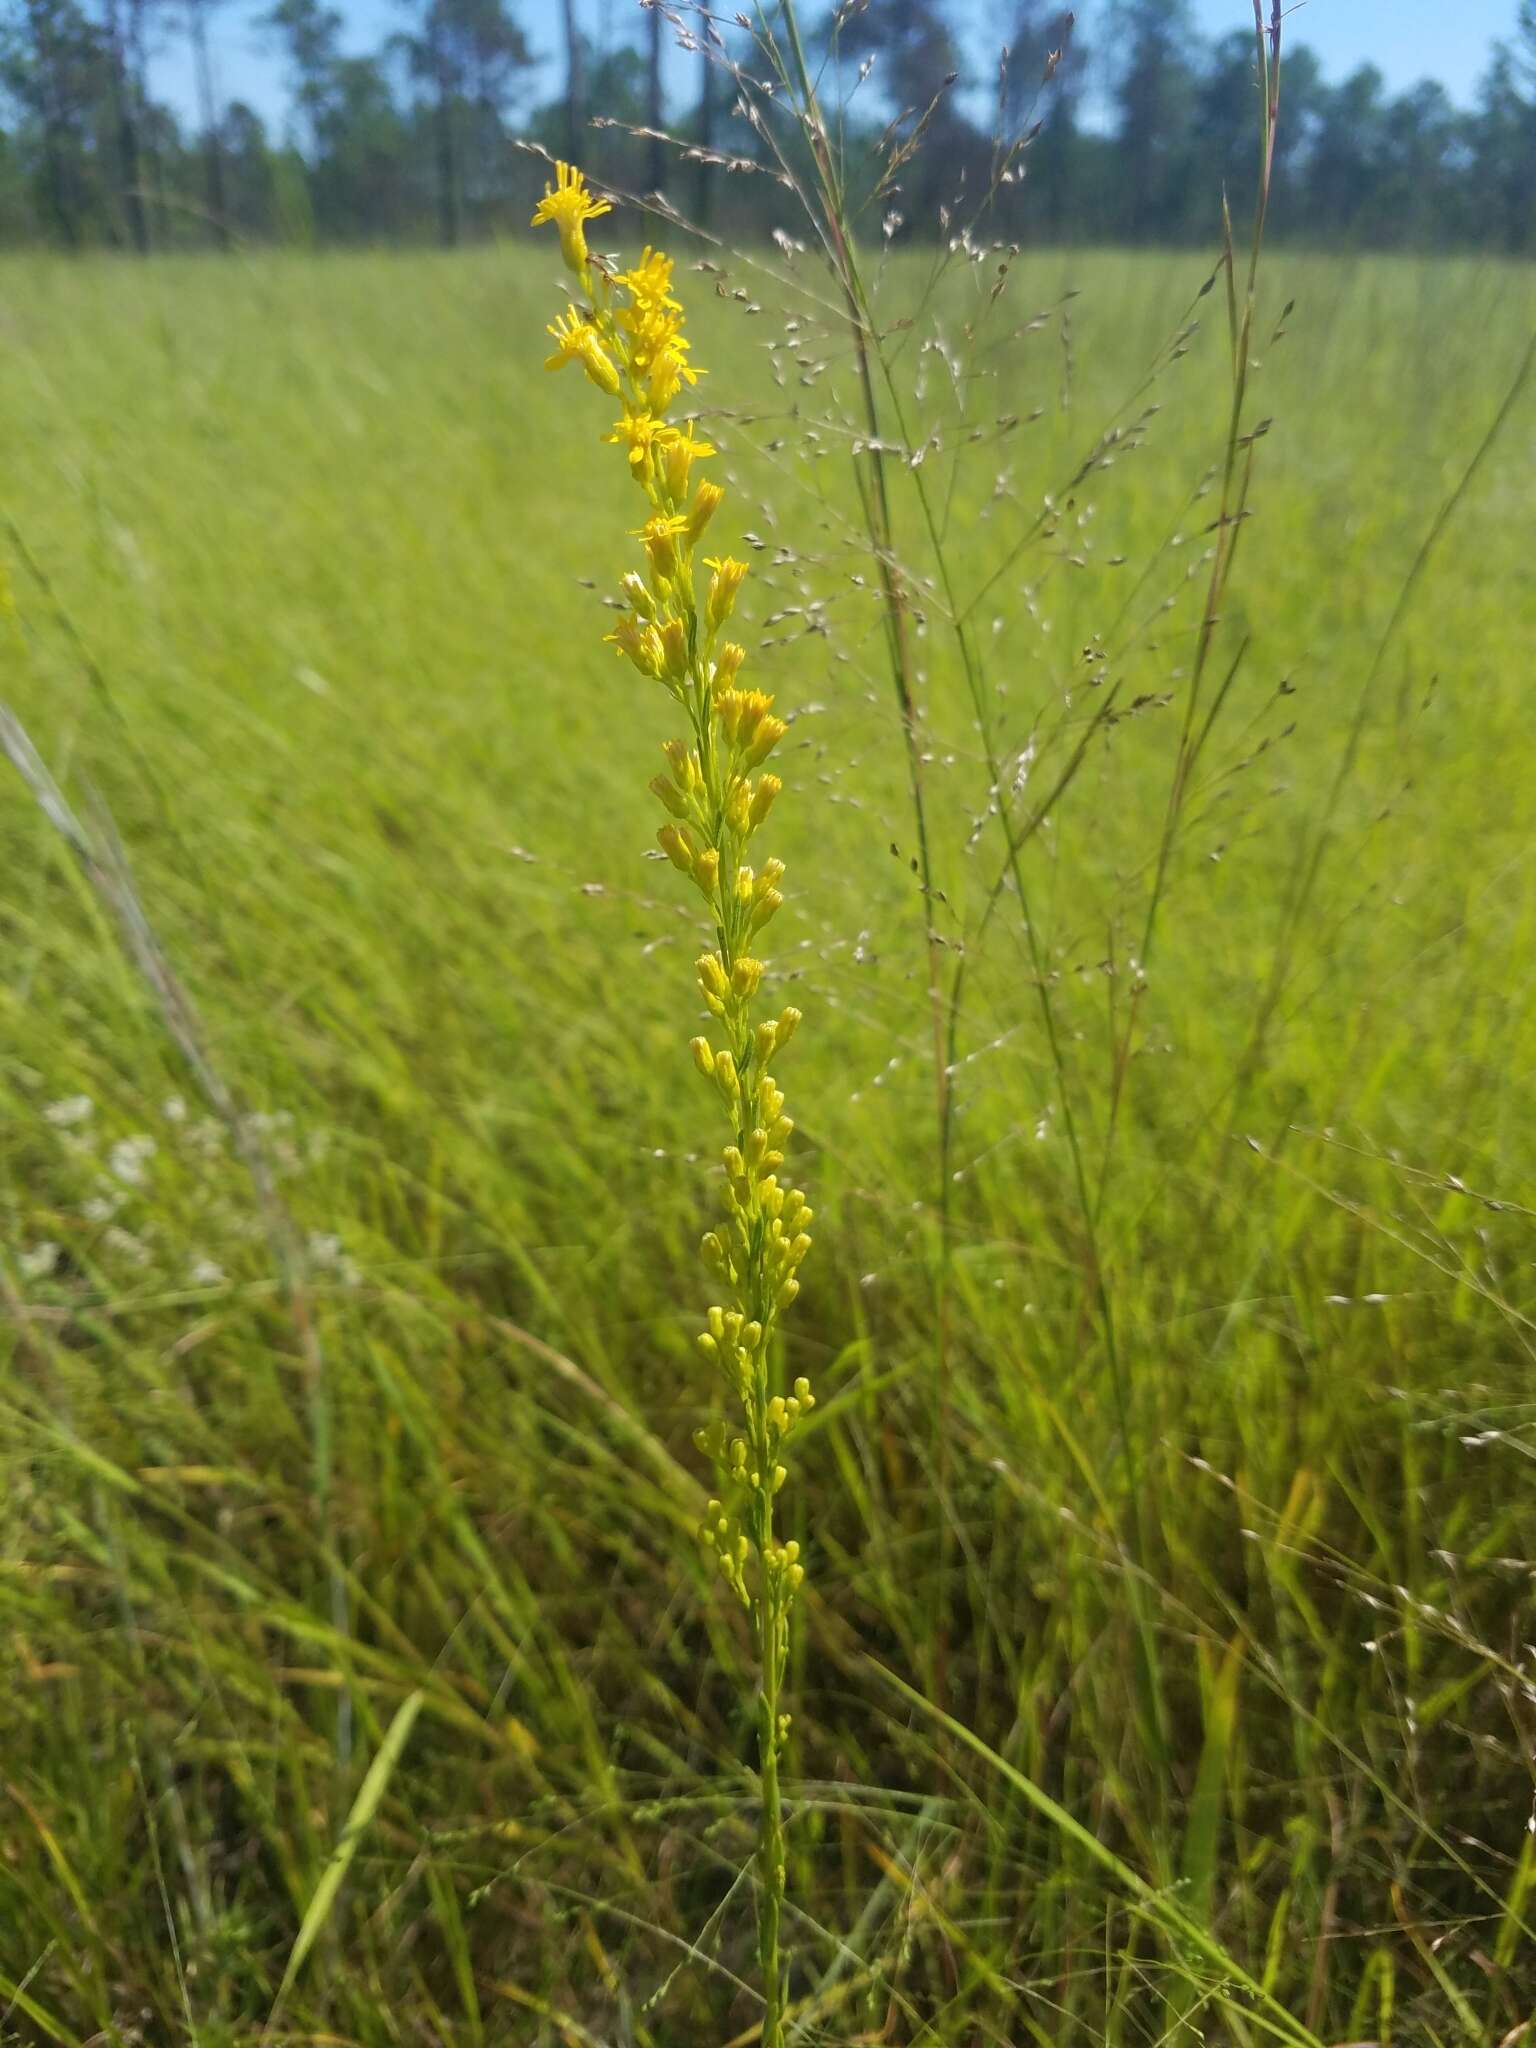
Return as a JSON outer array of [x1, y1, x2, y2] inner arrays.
[[533, 169, 811, 2048]]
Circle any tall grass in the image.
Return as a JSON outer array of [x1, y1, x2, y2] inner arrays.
[[0, 137, 1533, 2048]]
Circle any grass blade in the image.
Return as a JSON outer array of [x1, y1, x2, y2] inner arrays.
[[267, 1688, 425, 2020]]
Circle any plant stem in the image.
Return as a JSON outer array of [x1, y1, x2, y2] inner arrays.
[[751, 1442, 787, 2046]]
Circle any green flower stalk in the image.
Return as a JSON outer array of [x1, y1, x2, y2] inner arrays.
[[532, 161, 813, 2047]]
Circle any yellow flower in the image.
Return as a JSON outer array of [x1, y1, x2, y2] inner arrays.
[[715, 686, 774, 745], [749, 775, 783, 827], [663, 423, 717, 502], [688, 480, 726, 542], [619, 246, 681, 312], [605, 407, 678, 473], [545, 309, 621, 395], [635, 513, 691, 584], [744, 715, 788, 767], [658, 618, 690, 681], [531, 160, 612, 271], [647, 340, 704, 413], [618, 302, 688, 375], [605, 614, 665, 675], [704, 555, 749, 632]]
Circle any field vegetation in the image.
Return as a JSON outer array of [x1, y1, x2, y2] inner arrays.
[[1, 217, 1534, 2043]]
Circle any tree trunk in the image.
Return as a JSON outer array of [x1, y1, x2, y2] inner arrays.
[[189, 0, 230, 246], [104, 0, 149, 251], [434, 45, 460, 246], [26, 0, 80, 245], [647, 0, 664, 192], [561, 0, 585, 163], [127, 0, 164, 242]]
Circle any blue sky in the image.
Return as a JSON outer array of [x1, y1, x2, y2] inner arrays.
[[150, 0, 1515, 141]]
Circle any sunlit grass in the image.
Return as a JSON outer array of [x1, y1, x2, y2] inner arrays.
[[1, 242, 1533, 2042]]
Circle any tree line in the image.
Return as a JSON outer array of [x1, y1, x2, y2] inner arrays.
[[1, 0, 1533, 252]]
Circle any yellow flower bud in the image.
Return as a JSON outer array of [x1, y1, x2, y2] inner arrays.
[[745, 716, 788, 767], [659, 617, 690, 681], [715, 688, 774, 747], [713, 641, 746, 687], [658, 823, 696, 871], [694, 846, 720, 896], [622, 571, 656, 619], [731, 956, 764, 999], [663, 738, 700, 795], [690, 1036, 715, 1079], [774, 1007, 802, 1051], [688, 480, 726, 542], [704, 555, 749, 632], [650, 773, 688, 817], [750, 888, 784, 934], [749, 775, 782, 827], [606, 615, 664, 675], [663, 425, 715, 500], [637, 514, 689, 585], [577, 332, 621, 395]]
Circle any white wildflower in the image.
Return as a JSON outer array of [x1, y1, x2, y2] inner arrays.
[[45, 1094, 94, 1128], [102, 1226, 150, 1267], [109, 1136, 157, 1187]]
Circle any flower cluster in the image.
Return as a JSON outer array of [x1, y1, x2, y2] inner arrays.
[[533, 158, 814, 1526], [534, 161, 811, 2045]]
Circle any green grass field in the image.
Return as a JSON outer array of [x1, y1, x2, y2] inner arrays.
[[1, 239, 1534, 2044]]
